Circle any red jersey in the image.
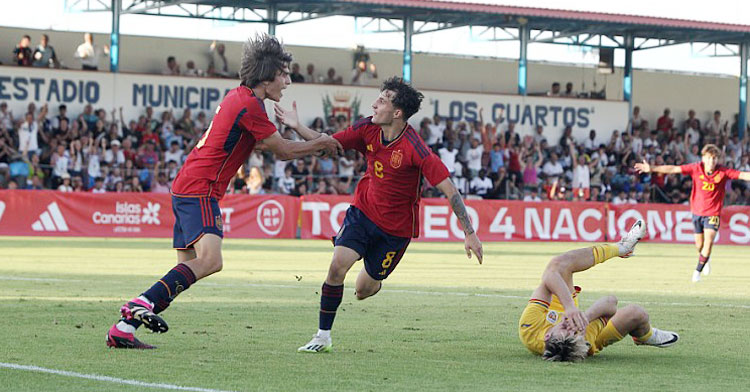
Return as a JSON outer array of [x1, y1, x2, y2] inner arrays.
[[172, 86, 276, 200], [680, 162, 739, 216], [334, 117, 450, 238]]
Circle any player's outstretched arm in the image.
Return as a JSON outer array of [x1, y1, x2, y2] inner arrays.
[[274, 101, 322, 141], [435, 178, 483, 264], [263, 131, 342, 161], [634, 159, 682, 174], [738, 171, 750, 181]]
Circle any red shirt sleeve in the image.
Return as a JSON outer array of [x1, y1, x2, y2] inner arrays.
[[421, 152, 451, 187], [722, 166, 741, 180], [242, 103, 277, 141], [332, 117, 370, 154], [679, 163, 697, 176]]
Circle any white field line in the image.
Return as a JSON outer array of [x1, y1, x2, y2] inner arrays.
[[0, 362, 237, 392], [2, 275, 749, 310]]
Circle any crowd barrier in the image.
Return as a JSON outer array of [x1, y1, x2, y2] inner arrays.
[[2, 190, 750, 245]]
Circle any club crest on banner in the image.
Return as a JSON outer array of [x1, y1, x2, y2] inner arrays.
[[322, 91, 361, 123]]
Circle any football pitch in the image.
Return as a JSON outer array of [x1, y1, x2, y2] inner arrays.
[[1, 237, 748, 392]]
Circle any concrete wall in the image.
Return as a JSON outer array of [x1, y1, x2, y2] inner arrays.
[[1, 26, 743, 128]]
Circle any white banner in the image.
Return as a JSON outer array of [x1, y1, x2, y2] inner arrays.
[[0, 66, 627, 144]]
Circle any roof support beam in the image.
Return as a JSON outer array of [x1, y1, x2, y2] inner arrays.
[[403, 16, 413, 83], [110, 0, 121, 72], [740, 42, 748, 140], [623, 33, 634, 126], [518, 22, 529, 96]]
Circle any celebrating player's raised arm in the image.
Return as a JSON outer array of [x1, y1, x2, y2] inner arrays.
[[435, 178, 483, 264], [634, 159, 682, 174], [274, 101, 320, 141]]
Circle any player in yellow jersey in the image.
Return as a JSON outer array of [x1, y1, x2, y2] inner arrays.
[[519, 220, 679, 361]]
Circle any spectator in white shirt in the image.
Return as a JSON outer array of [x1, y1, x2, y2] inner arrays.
[[151, 172, 171, 193], [74, 33, 109, 71], [18, 113, 39, 156], [425, 114, 445, 150], [612, 190, 628, 205], [542, 152, 564, 182], [570, 146, 594, 200], [523, 188, 542, 202], [467, 138, 483, 176], [631, 129, 644, 156], [57, 173, 73, 192], [104, 139, 126, 166], [470, 169, 493, 198], [162, 56, 180, 76], [182, 60, 203, 77], [582, 129, 597, 152], [338, 150, 355, 178], [208, 41, 229, 77], [91, 177, 107, 193], [278, 166, 296, 195], [438, 143, 459, 176]]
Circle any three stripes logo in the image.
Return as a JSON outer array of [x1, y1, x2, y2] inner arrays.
[[31, 202, 69, 232]]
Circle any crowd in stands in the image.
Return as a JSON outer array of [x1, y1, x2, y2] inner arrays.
[[2, 97, 750, 207]]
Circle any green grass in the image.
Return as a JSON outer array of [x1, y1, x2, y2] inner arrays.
[[1, 237, 748, 392]]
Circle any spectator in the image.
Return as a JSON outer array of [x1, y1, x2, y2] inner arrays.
[[13, 35, 32, 66], [628, 106, 644, 134], [305, 63, 319, 83], [290, 63, 305, 83], [182, 60, 203, 77], [470, 168, 493, 198], [151, 172, 170, 193], [570, 146, 595, 200], [18, 112, 40, 156], [438, 142, 459, 176], [32, 34, 58, 68], [0, 102, 14, 131], [656, 108, 674, 137], [582, 129, 597, 152], [683, 109, 701, 132], [278, 166, 296, 195], [91, 177, 106, 193], [467, 138, 483, 176], [164, 141, 184, 165], [523, 188, 542, 202], [561, 82, 575, 97], [208, 40, 229, 77], [57, 172, 73, 192], [489, 143, 504, 173], [74, 33, 109, 71], [351, 60, 377, 85], [542, 152, 564, 182], [547, 82, 561, 97], [162, 56, 180, 75], [323, 67, 343, 84]]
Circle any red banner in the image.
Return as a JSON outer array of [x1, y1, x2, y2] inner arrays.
[[3, 191, 750, 244], [0, 190, 299, 239], [299, 195, 750, 244]]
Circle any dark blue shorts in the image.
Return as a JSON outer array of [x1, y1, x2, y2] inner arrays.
[[334, 206, 411, 281], [692, 214, 720, 233], [172, 195, 223, 249]]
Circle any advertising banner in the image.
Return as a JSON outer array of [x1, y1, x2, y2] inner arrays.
[[0, 191, 299, 239]]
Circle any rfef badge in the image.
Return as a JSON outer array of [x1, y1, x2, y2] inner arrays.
[[390, 149, 403, 169]]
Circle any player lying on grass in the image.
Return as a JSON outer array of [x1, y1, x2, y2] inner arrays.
[[275, 77, 483, 353], [520, 220, 680, 361], [634, 144, 750, 282], [106, 34, 342, 349]]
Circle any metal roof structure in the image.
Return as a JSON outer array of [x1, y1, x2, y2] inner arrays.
[[71, 0, 750, 137]]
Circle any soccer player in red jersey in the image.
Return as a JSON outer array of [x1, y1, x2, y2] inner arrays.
[[106, 34, 342, 349], [276, 77, 484, 353], [635, 144, 750, 282]]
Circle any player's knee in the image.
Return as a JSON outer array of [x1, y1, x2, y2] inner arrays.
[[624, 304, 649, 324], [204, 255, 223, 274], [327, 260, 349, 283], [604, 295, 618, 307]]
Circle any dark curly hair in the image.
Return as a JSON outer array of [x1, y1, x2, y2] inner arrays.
[[240, 34, 293, 88], [380, 77, 423, 120]]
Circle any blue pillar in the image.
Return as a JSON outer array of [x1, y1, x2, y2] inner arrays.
[[518, 24, 529, 95], [110, 0, 120, 72], [403, 16, 413, 83], [268, 3, 277, 35], [740, 42, 748, 140], [623, 33, 634, 129]]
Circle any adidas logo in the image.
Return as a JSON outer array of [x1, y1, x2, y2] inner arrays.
[[32, 202, 69, 232]]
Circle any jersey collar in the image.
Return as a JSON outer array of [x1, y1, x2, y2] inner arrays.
[[380, 123, 408, 148]]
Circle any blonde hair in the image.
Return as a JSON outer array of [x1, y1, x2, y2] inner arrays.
[[542, 334, 589, 362], [701, 144, 721, 158]]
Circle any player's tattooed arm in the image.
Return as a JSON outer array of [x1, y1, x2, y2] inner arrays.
[[449, 193, 474, 235]]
